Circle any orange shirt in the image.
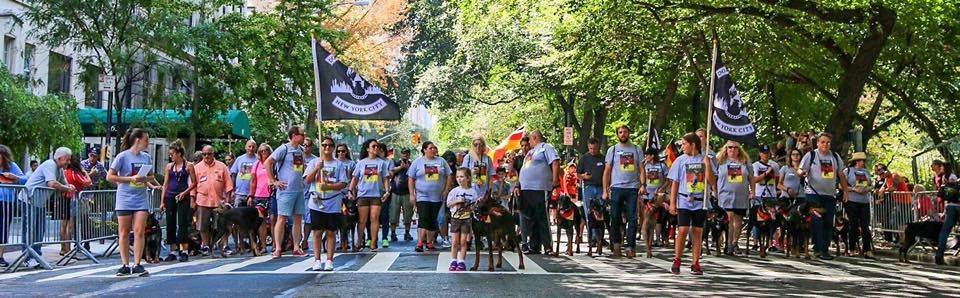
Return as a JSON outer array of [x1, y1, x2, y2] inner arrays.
[[193, 160, 234, 208]]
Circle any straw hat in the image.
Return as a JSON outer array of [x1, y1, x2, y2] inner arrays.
[[849, 152, 867, 163]]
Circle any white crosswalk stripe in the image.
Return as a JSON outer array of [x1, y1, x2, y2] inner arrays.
[[201, 255, 273, 274], [357, 252, 399, 272]]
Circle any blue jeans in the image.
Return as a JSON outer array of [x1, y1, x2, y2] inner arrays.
[[581, 185, 602, 242], [806, 194, 836, 255], [609, 188, 638, 249], [21, 205, 45, 259], [937, 205, 960, 258]]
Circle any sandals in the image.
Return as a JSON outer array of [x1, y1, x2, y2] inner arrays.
[[293, 249, 307, 257]]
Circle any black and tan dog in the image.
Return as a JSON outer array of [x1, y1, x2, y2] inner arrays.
[[587, 200, 608, 257], [471, 197, 525, 272], [834, 211, 852, 257], [142, 213, 163, 264], [785, 201, 821, 260], [555, 195, 583, 256], [215, 205, 265, 257], [339, 198, 360, 252], [704, 206, 728, 257], [899, 221, 943, 263]]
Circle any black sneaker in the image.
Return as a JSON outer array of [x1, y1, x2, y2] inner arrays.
[[0, 258, 8, 267], [132, 264, 149, 277], [179, 251, 189, 262], [162, 253, 177, 262], [817, 254, 834, 261], [936, 256, 946, 265], [116, 265, 131, 276], [390, 234, 399, 242], [404, 233, 413, 241]]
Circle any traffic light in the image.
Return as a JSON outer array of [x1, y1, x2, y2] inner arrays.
[[412, 132, 422, 145]]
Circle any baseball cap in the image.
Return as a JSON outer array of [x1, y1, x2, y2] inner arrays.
[[759, 144, 771, 153]]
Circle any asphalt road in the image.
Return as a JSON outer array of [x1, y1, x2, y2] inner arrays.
[[2, 226, 959, 297]]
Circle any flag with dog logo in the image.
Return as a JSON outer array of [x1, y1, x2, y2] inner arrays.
[[710, 51, 759, 147], [312, 38, 401, 121]]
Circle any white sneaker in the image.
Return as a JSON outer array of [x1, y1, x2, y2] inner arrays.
[[323, 260, 334, 271], [24, 259, 39, 268], [312, 259, 322, 271], [441, 240, 452, 248]]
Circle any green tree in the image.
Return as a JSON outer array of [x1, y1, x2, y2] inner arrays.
[[0, 69, 83, 158]]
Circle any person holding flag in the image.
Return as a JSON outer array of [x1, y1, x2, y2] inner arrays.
[[602, 125, 645, 258], [715, 140, 753, 256], [667, 132, 715, 275]]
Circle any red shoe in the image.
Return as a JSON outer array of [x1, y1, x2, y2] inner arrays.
[[691, 262, 703, 275], [415, 242, 424, 252], [671, 258, 681, 275], [426, 242, 436, 250]]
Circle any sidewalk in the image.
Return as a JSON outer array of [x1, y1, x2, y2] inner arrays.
[[1, 241, 119, 271]]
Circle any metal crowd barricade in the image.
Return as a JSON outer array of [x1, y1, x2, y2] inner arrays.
[[0, 185, 32, 273], [871, 191, 917, 234], [102, 188, 168, 259], [71, 190, 119, 264]]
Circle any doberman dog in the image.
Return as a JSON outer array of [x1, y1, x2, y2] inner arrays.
[[587, 199, 608, 257], [899, 221, 943, 263], [214, 206, 265, 257], [471, 197, 525, 272], [556, 195, 583, 256], [785, 201, 821, 260], [142, 213, 163, 264], [704, 206, 728, 257], [339, 198, 360, 252]]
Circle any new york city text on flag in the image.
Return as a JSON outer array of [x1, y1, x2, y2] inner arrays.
[[313, 40, 400, 121], [489, 124, 526, 169], [710, 52, 759, 147]]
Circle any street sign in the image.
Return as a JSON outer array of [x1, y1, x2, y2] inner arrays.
[[563, 127, 574, 146], [98, 74, 115, 92]]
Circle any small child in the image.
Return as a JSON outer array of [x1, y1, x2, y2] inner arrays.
[[446, 167, 477, 271]]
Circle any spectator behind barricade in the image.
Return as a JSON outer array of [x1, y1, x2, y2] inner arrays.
[[61, 156, 92, 256], [914, 185, 936, 220], [25, 160, 38, 176], [23, 147, 75, 269], [0, 144, 28, 267], [932, 160, 959, 212], [80, 148, 107, 189]]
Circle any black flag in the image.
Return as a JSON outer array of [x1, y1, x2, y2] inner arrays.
[[313, 40, 400, 121], [710, 53, 759, 146], [645, 116, 661, 151]]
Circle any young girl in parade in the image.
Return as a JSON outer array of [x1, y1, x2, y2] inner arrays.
[[447, 168, 477, 271]]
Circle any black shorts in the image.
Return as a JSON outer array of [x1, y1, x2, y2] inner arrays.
[[416, 201, 442, 232], [677, 209, 706, 227], [310, 210, 342, 231], [724, 208, 747, 217]]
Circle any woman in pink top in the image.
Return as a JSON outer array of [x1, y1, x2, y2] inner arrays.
[[248, 143, 273, 254]]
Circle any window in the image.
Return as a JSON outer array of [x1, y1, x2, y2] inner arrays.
[[3, 36, 14, 71], [47, 51, 73, 95], [82, 64, 103, 108], [23, 44, 34, 79]]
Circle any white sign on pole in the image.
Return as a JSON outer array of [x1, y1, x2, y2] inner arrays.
[[563, 127, 574, 146], [98, 74, 115, 92]]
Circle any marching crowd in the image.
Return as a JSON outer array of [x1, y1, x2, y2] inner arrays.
[[0, 124, 958, 276]]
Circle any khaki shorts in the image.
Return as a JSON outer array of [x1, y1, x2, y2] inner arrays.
[[357, 197, 382, 207], [450, 218, 472, 234]]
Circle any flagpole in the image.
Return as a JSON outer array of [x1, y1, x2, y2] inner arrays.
[[310, 32, 325, 143], [646, 112, 653, 149], [703, 34, 719, 211]]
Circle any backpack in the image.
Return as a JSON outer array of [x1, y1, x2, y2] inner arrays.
[[940, 181, 960, 203]]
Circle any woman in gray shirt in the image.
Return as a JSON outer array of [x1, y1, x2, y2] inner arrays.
[[714, 140, 753, 256], [349, 139, 390, 252], [842, 152, 874, 259]]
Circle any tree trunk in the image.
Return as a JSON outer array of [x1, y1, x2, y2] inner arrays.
[[766, 83, 783, 138], [579, 104, 594, 153], [593, 105, 608, 149], [825, 8, 896, 154], [690, 83, 701, 132], [653, 62, 680, 134]]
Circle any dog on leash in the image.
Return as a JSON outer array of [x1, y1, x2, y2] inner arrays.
[[556, 195, 583, 256], [339, 199, 360, 252], [834, 212, 852, 256], [587, 200, 608, 257], [899, 221, 943, 263], [704, 206, 728, 257], [215, 206, 265, 257], [142, 213, 163, 264], [471, 197, 525, 272], [785, 201, 820, 260]]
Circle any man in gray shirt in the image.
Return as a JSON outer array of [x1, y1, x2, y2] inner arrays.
[[23, 147, 75, 269], [514, 130, 560, 256], [266, 126, 307, 257], [603, 125, 644, 258], [798, 132, 848, 260]]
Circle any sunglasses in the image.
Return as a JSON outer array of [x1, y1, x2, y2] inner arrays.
[[726, 146, 739, 149], [202, 152, 214, 156]]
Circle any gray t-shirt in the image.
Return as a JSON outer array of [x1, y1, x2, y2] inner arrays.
[[644, 161, 667, 198], [752, 160, 780, 198], [519, 143, 560, 191], [779, 165, 805, 199], [305, 159, 349, 213], [352, 158, 387, 198], [800, 150, 841, 196], [667, 154, 715, 210], [408, 156, 452, 203], [605, 144, 642, 189], [717, 159, 752, 209], [270, 143, 306, 194], [25, 159, 60, 193], [230, 153, 258, 196], [843, 167, 872, 203], [462, 154, 495, 198], [381, 158, 394, 179], [110, 150, 153, 211]]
